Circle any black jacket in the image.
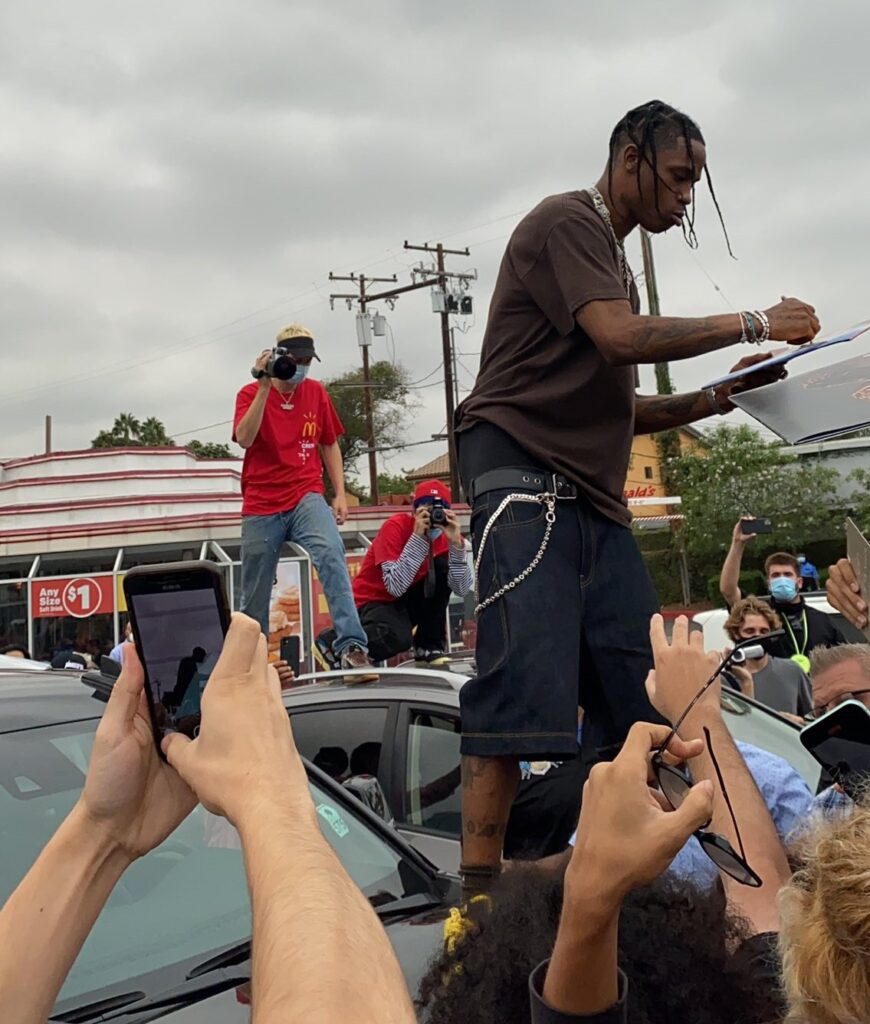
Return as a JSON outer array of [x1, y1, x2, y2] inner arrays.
[[766, 596, 847, 660], [530, 962, 627, 1024]]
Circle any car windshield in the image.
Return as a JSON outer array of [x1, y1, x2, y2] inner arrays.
[[0, 718, 429, 1006], [720, 686, 821, 791]]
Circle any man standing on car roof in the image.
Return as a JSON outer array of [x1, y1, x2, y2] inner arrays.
[[720, 519, 846, 669], [453, 99, 820, 894], [234, 323, 378, 682]]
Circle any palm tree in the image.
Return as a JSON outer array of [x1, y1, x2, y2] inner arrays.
[[139, 416, 174, 446], [112, 413, 142, 445]]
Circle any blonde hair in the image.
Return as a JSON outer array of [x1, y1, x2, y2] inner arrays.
[[779, 805, 870, 1023], [724, 595, 781, 642]]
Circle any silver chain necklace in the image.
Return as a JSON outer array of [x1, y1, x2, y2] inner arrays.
[[587, 185, 634, 299], [273, 383, 296, 410]]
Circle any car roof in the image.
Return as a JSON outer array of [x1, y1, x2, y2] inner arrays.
[[0, 669, 104, 732], [282, 666, 467, 706]]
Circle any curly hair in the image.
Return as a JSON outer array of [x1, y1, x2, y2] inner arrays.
[[780, 805, 870, 1024], [419, 863, 784, 1024], [725, 596, 782, 642]]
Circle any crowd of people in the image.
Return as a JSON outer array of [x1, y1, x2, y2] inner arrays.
[[5, 97, 870, 1024]]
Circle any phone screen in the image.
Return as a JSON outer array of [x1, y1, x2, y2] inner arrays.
[[132, 586, 226, 740], [802, 702, 870, 798]]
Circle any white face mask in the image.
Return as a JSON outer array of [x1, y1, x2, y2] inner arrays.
[[428, 528, 443, 541]]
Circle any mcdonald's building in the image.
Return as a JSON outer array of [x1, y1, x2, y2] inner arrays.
[[0, 446, 472, 669]]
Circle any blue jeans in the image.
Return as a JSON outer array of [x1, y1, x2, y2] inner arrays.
[[240, 493, 367, 656]]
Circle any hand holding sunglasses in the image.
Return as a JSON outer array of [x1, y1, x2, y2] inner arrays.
[[568, 721, 715, 903], [646, 614, 785, 887]]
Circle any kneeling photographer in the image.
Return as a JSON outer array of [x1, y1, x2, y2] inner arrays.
[[322, 481, 472, 666]]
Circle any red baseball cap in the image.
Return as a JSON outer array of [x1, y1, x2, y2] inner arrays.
[[413, 479, 452, 505]]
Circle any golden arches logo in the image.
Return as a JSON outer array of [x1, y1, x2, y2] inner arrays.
[[302, 413, 317, 438]]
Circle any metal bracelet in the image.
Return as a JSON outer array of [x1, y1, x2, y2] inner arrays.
[[704, 387, 727, 416], [754, 309, 771, 343], [473, 492, 557, 615], [738, 311, 749, 345]]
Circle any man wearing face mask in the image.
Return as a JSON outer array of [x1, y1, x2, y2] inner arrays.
[[720, 518, 846, 669], [234, 323, 378, 681], [331, 480, 473, 665]]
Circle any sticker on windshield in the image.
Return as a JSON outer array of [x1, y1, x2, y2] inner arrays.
[[316, 803, 350, 839]]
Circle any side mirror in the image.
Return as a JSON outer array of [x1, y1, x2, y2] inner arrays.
[[342, 774, 394, 826]]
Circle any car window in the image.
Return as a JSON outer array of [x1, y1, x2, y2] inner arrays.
[[720, 688, 821, 791], [404, 710, 461, 834], [0, 719, 426, 1008], [289, 705, 388, 783]]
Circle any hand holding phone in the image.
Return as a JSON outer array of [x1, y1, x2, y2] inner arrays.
[[123, 561, 231, 753], [800, 699, 870, 799], [740, 518, 773, 536], [280, 634, 301, 677]]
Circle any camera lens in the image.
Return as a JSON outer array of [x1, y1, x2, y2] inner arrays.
[[270, 351, 297, 380]]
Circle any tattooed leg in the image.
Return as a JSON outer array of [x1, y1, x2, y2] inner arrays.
[[460, 755, 519, 878]]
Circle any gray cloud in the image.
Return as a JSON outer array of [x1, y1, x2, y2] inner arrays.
[[1, 0, 866, 477]]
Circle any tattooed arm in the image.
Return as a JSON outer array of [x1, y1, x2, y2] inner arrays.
[[576, 297, 819, 366], [634, 350, 795, 435], [634, 391, 712, 434]]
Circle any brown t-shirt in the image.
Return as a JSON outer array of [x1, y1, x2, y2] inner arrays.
[[455, 190, 639, 526]]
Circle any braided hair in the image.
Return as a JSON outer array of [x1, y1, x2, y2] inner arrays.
[[607, 99, 733, 256]]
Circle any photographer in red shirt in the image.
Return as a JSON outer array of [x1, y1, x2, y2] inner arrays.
[[319, 481, 473, 665], [234, 323, 377, 680]]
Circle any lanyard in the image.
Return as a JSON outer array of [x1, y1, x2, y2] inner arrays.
[[782, 608, 809, 656]]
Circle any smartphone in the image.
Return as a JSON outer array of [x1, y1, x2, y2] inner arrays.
[[740, 518, 773, 535], [280, 634, 301, 676], [800, 699, 870, 799], [123, 561, 231, 751]]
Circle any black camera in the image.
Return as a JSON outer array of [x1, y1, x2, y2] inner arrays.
[[252, 347, 297, 382], [430, 498, 447, 526]]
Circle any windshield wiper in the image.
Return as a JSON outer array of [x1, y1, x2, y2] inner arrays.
[[51, 991, 146, 1022], [373, 892, 446, 920]]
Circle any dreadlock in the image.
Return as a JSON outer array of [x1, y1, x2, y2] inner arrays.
[[606, 99, 734, 257]]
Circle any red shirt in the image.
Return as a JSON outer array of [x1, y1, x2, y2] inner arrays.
[[233, 380, 344, 516], [353, 512, 450, 606]]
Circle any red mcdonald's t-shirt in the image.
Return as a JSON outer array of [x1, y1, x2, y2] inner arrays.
[[233, 380, 344, 515]]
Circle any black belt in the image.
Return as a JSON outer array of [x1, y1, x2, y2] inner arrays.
[[467, 466, 578, 504]]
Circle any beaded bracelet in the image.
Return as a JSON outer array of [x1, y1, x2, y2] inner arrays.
[[745, 311, 759, 344]]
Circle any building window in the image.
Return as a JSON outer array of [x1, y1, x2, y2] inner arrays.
[[644, 466, 654, 480]]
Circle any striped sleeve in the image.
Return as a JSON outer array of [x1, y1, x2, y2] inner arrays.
[[448, 543, 474, 596], [381, 533, 430, 598]]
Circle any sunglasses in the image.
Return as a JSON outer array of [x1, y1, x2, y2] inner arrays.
[[805, 688, 870, 722], [650, 631, 784, 886]]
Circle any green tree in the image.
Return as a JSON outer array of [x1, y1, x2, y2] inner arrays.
[[91, 413, 174, 448], [323, 361, 416, 474], [668, 423, 842, 598], [187, 440, 234, 459], [139, 416, 174, 446]]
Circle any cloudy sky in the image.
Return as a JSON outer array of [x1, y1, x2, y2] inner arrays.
[[3, 0, 869, 483]]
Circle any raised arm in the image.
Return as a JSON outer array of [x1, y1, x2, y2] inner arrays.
[[235, 353, 273, 449], [0, 649, 196, 1024], [647, 615, 791, 934], [537, 722, 712, 1021], [164, 615, 415, 1024], [576, 297, 818, 367], [720, 518, 753, 607]]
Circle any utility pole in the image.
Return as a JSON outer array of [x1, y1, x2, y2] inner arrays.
[[328, 272, 398, 505], [403, 241, 475, 500], [639, 228, 674, 396]]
